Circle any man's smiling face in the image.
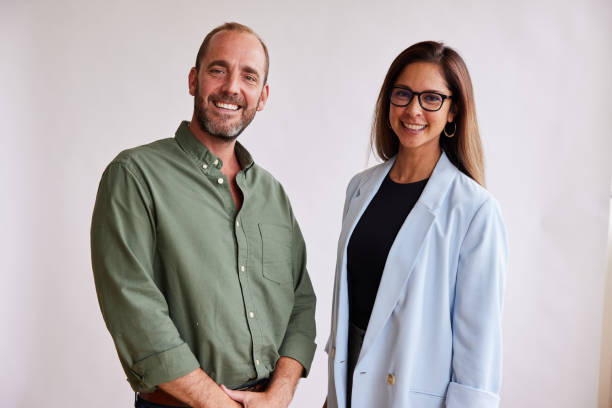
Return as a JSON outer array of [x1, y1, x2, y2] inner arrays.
[[189, 29, 269, 141]]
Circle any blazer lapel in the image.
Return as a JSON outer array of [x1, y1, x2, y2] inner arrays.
[[358, 152, 458, 361], [339, 159, 395, 252], [332, 160, 394, 361]]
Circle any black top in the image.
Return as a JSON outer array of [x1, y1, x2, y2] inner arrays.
[[347, 173, 428, 330]]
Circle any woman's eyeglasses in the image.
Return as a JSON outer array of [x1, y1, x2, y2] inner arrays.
[[390, 87, 452, 112]]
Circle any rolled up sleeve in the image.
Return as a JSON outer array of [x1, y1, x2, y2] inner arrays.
[[277, 209, 317, 376], [448, 197, 507, 407], [91, 162, 199, 392]]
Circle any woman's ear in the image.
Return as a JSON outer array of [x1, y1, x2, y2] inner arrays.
[[448, 103, 458, 123]]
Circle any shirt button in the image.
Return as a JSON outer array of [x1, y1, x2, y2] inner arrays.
[[202, 163, 208, 169], [387, 373, 395, 385], [217, 178, 224, 184], [236, 221, 240, 227], [240, 265, 246, 272], [255, 359, 260, 365], [249, 312, 255, 318], [213, 159, 219, 166]]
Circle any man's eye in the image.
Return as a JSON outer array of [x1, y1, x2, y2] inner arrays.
[[245, 75, 257, 82], [210, 69, 224, 75]]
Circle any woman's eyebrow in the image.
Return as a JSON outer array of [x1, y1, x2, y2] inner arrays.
[[394, 83, 446, 93]]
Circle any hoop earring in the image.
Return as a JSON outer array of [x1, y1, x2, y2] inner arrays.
[[443, 122, 456, 138]]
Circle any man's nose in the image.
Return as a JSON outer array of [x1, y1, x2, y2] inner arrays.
[[221, 72, 240, 95]]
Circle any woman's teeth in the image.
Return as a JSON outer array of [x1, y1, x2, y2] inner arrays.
[[402, 122, 426, 130]]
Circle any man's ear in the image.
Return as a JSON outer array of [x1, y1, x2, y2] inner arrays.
[[256, 83, 270, 112], [188, 67, 198, 96]]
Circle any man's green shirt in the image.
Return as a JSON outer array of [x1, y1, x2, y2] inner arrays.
[[91, 121, 316, 392]]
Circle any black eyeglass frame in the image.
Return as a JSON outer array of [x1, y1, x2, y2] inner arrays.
[[389, 86, 452, 112]]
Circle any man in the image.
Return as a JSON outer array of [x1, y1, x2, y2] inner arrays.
[[91, 22, 316, 408]]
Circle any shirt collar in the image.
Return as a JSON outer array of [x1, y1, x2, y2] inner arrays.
[[175, 120, 255, 171]]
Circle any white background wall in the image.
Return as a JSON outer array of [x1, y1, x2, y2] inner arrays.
[[2, 1, 612, 407]]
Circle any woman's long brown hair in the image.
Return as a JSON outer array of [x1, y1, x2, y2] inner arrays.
[[371, 41, 485, 186]]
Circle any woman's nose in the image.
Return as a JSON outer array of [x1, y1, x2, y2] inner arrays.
[[405, 95, 423, 116]]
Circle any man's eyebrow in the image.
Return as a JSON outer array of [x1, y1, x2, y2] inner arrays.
[[242, 65, 261, 78], [206, 60, 230, 69], [205, 60, 261, 78]]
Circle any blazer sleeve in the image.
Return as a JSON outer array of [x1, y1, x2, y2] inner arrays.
[[446, 197, 508, 408]]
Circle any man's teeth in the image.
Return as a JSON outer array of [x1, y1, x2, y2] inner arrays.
[[215, 102, 239, 110], [402, 122, 426, 130]]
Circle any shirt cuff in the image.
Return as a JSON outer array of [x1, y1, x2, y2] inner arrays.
[[129, 342, 200, 392], [278, 332, 317, 377], [446, 382, 500, 408]]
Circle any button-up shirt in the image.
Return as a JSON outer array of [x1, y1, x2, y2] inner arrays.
[[91, 121, 317, 392]]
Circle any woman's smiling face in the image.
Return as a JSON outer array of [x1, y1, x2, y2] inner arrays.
[[389, 62, 455, 153]]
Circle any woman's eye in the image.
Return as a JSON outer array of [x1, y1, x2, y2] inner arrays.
[[423, 94, 442, 103], [396, 90, 411, 98]]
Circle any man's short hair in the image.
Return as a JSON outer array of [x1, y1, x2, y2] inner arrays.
[[195, 22, 270, 84]]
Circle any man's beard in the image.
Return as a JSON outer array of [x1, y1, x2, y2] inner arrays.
[[193, 84, 259, 141]]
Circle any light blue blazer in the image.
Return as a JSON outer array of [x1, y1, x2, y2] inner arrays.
[[325, 152, 507, 408]]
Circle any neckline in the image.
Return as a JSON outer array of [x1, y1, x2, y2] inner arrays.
[[385, 173, 429, 186]]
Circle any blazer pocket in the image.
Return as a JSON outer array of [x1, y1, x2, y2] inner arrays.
[[258, 223, 293, 284], [408, 389, 444, 399], [404, 390, 445, 408]]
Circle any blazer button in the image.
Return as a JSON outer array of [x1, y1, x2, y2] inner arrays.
[[331, 347, 336, 358], [387, 373, 395, 385]]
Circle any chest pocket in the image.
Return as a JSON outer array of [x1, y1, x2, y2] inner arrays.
[[258, 223, 293, 284]]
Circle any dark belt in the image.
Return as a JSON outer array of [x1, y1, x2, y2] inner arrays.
[[138, 390, 188, 407], [138, 378, 269, 407], [233, 377, 269, 392]]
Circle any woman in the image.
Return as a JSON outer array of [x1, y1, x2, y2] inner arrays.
[[324, 41, 507, 408]]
